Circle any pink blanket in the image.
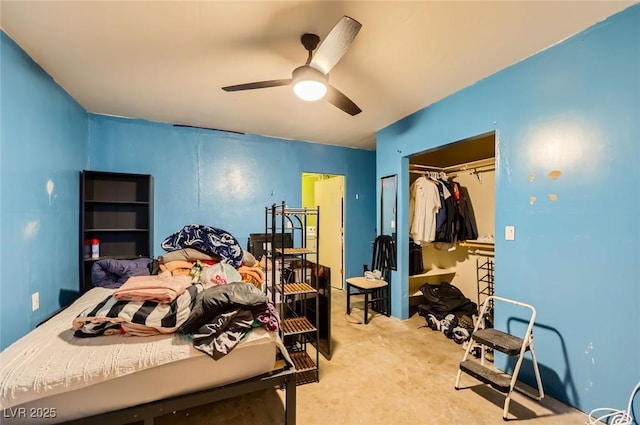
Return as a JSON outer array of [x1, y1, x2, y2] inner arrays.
[[114, 271, 193, 303]]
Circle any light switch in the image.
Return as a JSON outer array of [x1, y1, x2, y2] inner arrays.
[[505, 225, 515, 241]]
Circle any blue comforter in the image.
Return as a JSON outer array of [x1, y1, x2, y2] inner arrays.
[[161, 224, 243, 268]]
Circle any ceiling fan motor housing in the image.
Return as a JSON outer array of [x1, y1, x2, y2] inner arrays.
[[292, 65, 328, 101]]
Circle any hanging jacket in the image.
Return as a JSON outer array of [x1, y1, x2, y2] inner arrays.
[[457, 186, 478, 241], [434, 180, 459, 243]]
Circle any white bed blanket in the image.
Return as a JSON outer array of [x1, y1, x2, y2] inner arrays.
[[0, 287, 277, 411]]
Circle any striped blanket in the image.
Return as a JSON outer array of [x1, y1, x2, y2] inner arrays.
[[73, 284, 203, 337]]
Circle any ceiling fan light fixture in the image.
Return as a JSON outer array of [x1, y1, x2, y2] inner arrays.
[[292, 66, 327, 101], [293, 80, 327, 101]]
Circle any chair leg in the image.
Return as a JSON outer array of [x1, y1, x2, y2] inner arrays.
[[346, 284, 351, 314], [364, 291, 369, 324]]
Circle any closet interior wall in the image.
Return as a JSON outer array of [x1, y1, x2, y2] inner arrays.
[[408, 135, 496, 311]]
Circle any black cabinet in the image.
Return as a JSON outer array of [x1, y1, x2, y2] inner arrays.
[[80, 170, 153, 292]]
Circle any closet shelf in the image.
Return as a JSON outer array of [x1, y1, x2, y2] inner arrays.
[[409, 267, 456, 279], [409, 268, 457, 297]]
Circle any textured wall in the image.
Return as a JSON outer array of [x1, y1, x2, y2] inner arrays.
[[1, 32, 88, 349], [377, 5, 639, 415], [87, 115, 376, 286]]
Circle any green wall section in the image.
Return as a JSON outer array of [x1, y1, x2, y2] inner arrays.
[[301, 173, 320, 226]]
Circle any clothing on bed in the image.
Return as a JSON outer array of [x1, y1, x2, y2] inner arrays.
[[253, 302, 279, 332], [179, 282, 269, 334], [73, 281, 280, 360], [199, 262, 242, 287], [91, 258, 152, 288], [160, 260, 196, 277], [73, 284, 202, 336], [160, 247, 222, 263], [161, 224, 243, 268], [238, 265, 265, 287], [114, 271, 192, 303], [191, 309, 255, 360], [242, 250, 258, 267], [0, 286, 288, 423]]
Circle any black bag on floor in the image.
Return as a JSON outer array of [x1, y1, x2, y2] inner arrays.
[[417, 281, 477, 320]]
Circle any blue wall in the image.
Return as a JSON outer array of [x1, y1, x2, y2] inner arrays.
[[377, 5, 639, 417], [0, 32, 88, 349], [87, 115, 376, 288], [0, 32, 376, 351]]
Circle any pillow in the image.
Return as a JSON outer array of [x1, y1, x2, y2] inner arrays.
[[91, 258, 152, 288]]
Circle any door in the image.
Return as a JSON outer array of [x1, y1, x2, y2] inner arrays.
[[315, 176, 344, 289]]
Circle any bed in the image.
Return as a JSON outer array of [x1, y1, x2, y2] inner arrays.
[[0, 287, 296, 425]]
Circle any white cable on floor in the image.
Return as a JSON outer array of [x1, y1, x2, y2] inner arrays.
[[585, 381, 639, 425]]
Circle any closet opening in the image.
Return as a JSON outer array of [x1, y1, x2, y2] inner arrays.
[[407, 132, 496, 326]]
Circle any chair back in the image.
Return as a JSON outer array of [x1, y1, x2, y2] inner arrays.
[[372, 235, 396, 281]]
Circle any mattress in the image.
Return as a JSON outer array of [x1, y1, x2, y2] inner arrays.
[[0, 287, 280, 424]]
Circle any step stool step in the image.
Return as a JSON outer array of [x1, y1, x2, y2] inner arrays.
[[472, 328, 526, 355], [459, 360, 512, 393]]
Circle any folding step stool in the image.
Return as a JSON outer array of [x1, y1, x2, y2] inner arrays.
[[455, 295, 544, 420]]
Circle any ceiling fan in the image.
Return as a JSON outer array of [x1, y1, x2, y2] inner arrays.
[[222, 15, 362, 116]]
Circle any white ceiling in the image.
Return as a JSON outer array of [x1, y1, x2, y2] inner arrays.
[[1, 1, 634, 150]]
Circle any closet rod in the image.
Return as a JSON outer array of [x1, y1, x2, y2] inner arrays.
[[471, 249, 494, 257], [409, 157, 495, 174], [410, 164, 445, 172], [448, 164, 495, 178], [458, 241, 495, 250], [443, 157, 494, 173]]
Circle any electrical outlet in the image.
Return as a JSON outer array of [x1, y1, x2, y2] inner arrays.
[[32, 292, 39, 311], [505, 225, 515, 241]]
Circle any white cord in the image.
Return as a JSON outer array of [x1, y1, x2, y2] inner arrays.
[[585, 381, 639, 425]]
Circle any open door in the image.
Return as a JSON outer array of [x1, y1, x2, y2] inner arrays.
[[315, 176, 344, 290], [301, 173, 344, 360]]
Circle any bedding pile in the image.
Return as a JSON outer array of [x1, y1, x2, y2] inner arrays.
[[74, 281, 279, 359], [0, 225, 293, 423], [0, 287, 287, 422], [161, 224, 244, 267], [76, 224, 277, 359]]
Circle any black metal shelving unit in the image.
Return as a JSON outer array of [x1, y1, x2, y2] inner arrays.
[[265, 201, 320, 385]]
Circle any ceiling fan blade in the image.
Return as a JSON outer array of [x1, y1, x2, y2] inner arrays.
[[222, 79, 292, 92], [310, 16, 362, 75], [326, 85, 361, 116]]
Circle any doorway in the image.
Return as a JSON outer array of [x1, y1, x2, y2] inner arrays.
[[301, 173, 345, 290]]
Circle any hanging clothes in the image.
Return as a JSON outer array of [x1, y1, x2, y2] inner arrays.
[[457, 186, 478, 241], [409, 176, 441, 245], [409, 173, 479, 246], [434, 179, 459, 244]]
